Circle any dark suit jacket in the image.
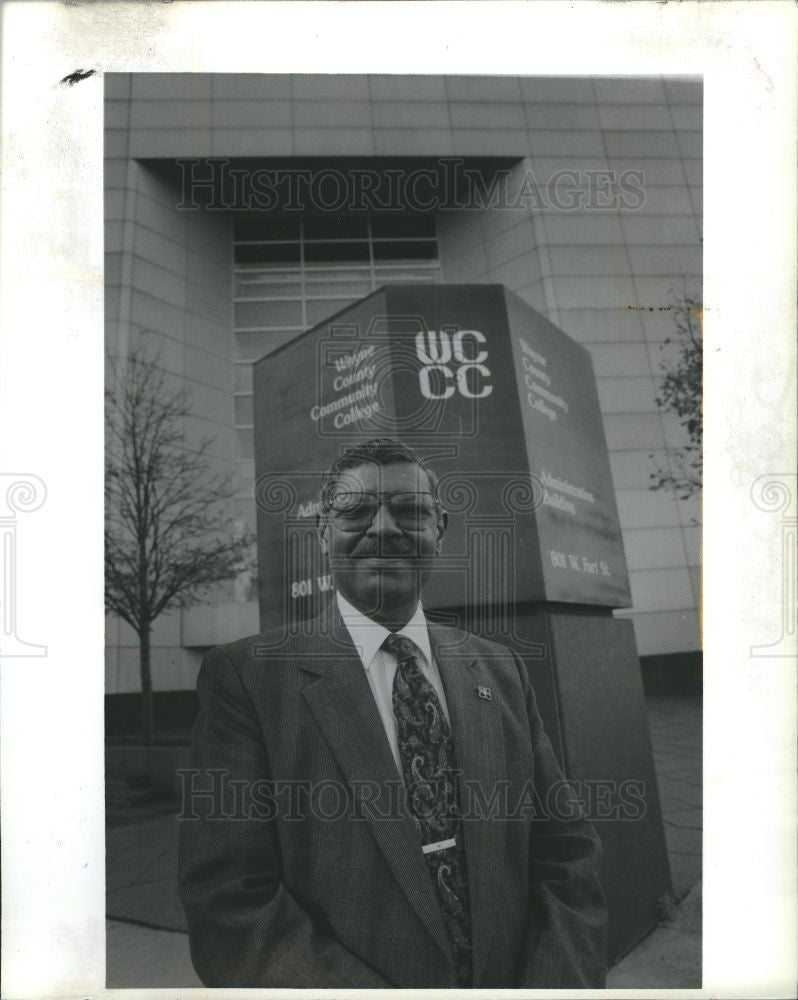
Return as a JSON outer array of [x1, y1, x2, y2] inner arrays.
[[178, 604, 607, 988]]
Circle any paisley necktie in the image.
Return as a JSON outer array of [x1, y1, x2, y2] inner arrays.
[[383, 632, 473, 987]]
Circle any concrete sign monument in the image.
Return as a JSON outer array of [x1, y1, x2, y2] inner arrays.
[[254, 285, 630, 623], [253, 285, 670, 962]]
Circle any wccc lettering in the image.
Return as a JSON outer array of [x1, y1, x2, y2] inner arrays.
[[415, 329, 493, 400]]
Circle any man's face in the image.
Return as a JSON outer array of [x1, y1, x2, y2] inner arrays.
[[319, 461, 447, 626]]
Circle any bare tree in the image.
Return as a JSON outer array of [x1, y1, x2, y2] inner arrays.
[[105, 344, 254, 745], [650, 290, 703, 500]]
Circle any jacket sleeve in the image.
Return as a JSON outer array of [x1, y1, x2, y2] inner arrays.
[[177, 645, 393, 988], [511, 651, 608, 988]]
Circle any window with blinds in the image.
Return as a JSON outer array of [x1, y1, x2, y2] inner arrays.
[[232, 213, 442, 470]]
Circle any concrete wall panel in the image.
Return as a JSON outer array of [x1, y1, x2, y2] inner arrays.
[[105, 72, 703, 690]]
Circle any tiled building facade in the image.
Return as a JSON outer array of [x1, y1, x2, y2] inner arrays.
[[104, 74, 702, 706]]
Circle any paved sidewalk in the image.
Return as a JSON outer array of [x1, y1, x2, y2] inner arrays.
[[107, 919, 202, 988], [607, 881, 701, 989], [106, 693, 702, 988], [646, 694, 702, 903]]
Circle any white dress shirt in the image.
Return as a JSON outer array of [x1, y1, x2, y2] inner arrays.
[[335, 591, 452, 773]]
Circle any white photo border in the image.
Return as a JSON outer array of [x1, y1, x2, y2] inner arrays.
[[1, 1, 796, 997]]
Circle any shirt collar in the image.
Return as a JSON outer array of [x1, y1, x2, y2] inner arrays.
[[335, 591, 433, 670]]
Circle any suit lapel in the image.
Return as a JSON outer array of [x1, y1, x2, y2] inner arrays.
[[299, 607, 453, 964], [431, 625, 505, 986]]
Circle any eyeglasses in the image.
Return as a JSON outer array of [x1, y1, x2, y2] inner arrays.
[[327, 491, 439, 529]]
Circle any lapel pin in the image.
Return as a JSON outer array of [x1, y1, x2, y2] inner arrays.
[[477, 685, 493, 701]]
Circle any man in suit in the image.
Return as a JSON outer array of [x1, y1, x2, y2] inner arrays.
[[178, 437, 607, 988]]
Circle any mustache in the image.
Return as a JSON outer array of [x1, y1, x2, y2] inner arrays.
[[352, 538, 417, 558]]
